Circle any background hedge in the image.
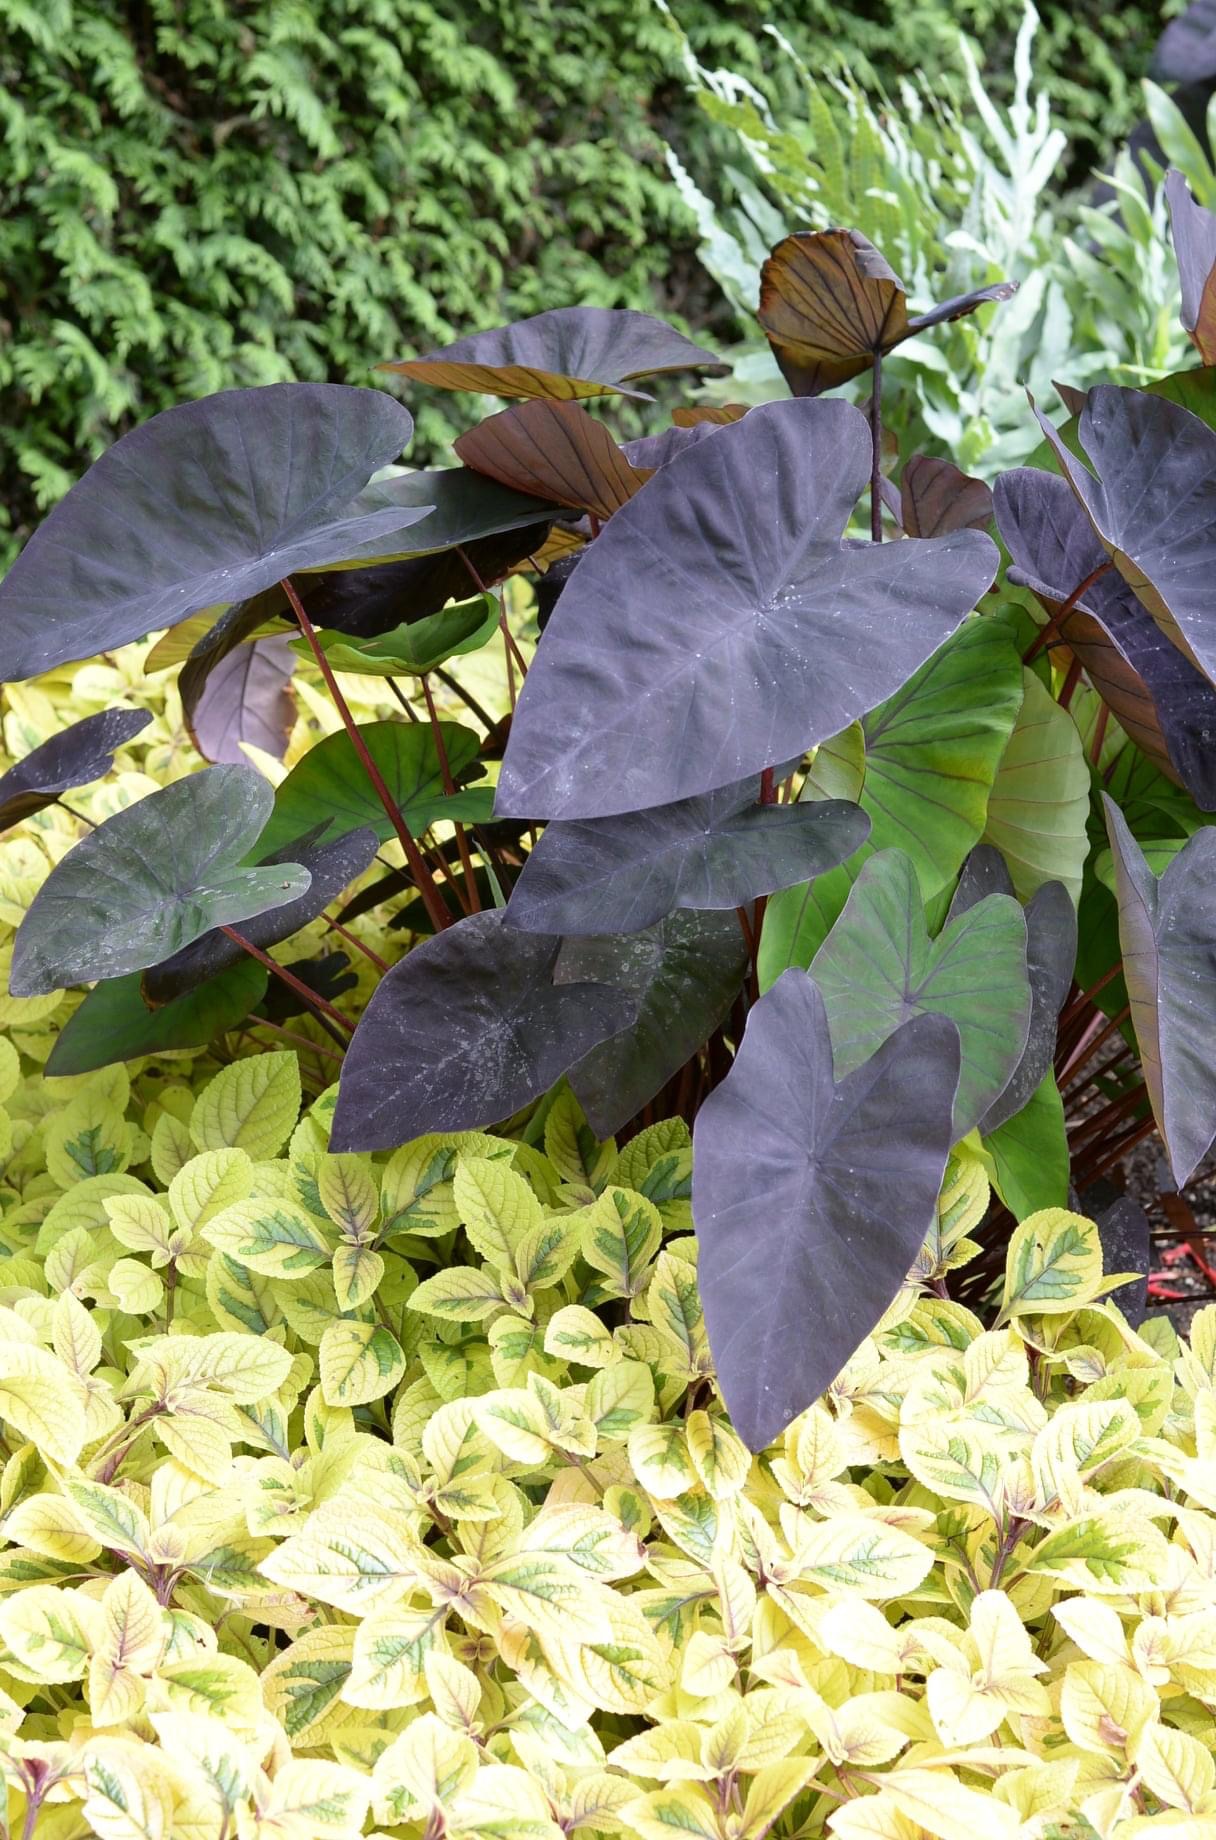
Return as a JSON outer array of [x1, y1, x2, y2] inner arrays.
[[0, 0, 1175, 564]]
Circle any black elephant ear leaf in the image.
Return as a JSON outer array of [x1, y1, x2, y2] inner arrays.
[[0, 707, 151, 832], [1165, 169, 1216, 364], [495, 399, 998, 820], [454, 400, 651, 520], [0, 384, 426, 681], [898, 455, 993, 538], [981, 881, 1076, 1134], [692, 972, 960, 1451], [554, 911, 748, 1135], [1102, 795, 1216, 1186], [1155, 3, 1216, 84], [758, 229, 1015, 396], [809, 849, 1031, 1138], [505, 779, 869, 935], [188, 634, 297, 765], [9, 765, 310, 997], [141, 826, 378, 1005], [995, 465, 1216, 811], [45, 961, 268, 1078], [1031, 385, 1216, 691], [1088, 1193, 1151, 1327], [379, 306, 728, 402], [946, 844, 1015, 918], [329, 911, 637, 1151]]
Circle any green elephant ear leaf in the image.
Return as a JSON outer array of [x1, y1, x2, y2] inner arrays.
[[45, 961, 268, 1077], [983, 1073, 1070, 1218], [856, 618, 1025, 898], [256, 720, 490, 857], [980, 669, 1090, 904], [10, 766, 310, 997], [298, 596, 500, 679], [809, 849, 1031, 1138]]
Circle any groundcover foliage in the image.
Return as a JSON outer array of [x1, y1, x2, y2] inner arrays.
[[8, 135, 1216, 1836]]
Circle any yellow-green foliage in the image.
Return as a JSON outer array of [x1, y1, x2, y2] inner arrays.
[[0, 1047, 1213, 1837]]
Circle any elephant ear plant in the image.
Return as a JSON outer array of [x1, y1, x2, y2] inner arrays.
[[8, 208, 1216, 1453]]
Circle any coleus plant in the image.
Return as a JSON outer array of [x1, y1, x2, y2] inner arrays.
[[5, 205, 1216, 1457]]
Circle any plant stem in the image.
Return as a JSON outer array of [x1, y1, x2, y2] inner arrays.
[[1058, 1004, 1130, 1085], [421, 673, 480, 913], [435, 665, 496, 732], [281, 574, 452, 932], [242, 1018, 345, 1066], [1023, 560, 1113, 662], [385, 676, 420, 720], [323, 914, 390, 973], [869, 352, 883, 543], [1057, 654, 1084, 710], [219, 925, 353, 1042]]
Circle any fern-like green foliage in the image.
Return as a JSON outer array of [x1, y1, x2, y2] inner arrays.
[[0, 0, 1173, 566]]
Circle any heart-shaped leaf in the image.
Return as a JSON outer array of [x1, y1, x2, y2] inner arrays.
[[892, 455, 993, 539], [141, 827, 378, 1005], [985, 1073, 1069, 1218], [454, 401, 651, 519], [809, 849, 1031, 1137], [1102, 795, 1216, 1184], [45, 961, 268, 1077], [980, 670, 1090, 904], [692, 972, 960, 1449], [995, 466, 1216, 809], [256, 720, 487, 858], [188, 634, 297, 765], [1033, 385, 1216, 689], [1166, 170, 1216, 364], [10, 766, 309, 996], [495, 399, 998, 819], [0, 384, 424, 680], [850, 617, 1025, 897], [621, 423, 723, 470], [554, 911, 749, 1134], [0, 708, 151, 831], [758, 229, 1015, 395], [297, 595, 500, 679], [504, 779, 868, 935], [947, 847, 1077, 1135], [380, 306, 728, 401], [329, 911, 637, 1151]]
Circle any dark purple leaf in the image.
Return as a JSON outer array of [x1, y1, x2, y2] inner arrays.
[[1091, 1194, 1151, 1327], [10, 766, 310, 997], [505, 780, 868, 935], [1154, 1, 1216, 81], [946, 845, 1077, 1133], [44, 960, 268, 1077], [380, 306, 728, 402], [621, 424, 723, 469], [1032, 385, 1216, 693], [692, 972, 960, 1450], [1102, 795, 1216, 1185], [188, 635, 297, 765], [141, 826, 378, 1004], [0, 385, 424, 680], [329, 910, 637, 1151], [495, 399, 998, 820], [1165, 169, 1216, 364], [0, 708, 151, 831], [261, 952, 359, 1023], [898, 455, 993, 538], [995, 465, 1216, 809], [554, 911, 748, 1134], [809, 849, 1030, 1137]]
